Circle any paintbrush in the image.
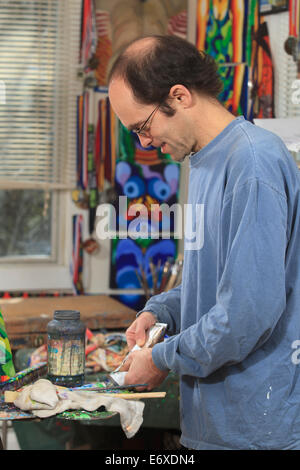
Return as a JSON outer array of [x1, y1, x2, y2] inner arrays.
[[174, 256, 183, 286], [149, 258, 158, 295], [5, 389, 166, 403], [175, 265, 183, 286], [71, 383, 148, 392], [134, 268, 144, 289], [164, 263, 178, 291], [138, 262, 150, 299], [159, 258, 172, 292], [165, 254, 183, 291], [135, 267, 149, 299], [157, 258, 162, 274]]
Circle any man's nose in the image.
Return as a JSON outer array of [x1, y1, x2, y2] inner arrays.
[[138, 134, 153, 148]]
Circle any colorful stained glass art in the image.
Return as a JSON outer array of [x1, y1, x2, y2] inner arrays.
[[109, 124, 180, 309], [196, 0, 259, 117]]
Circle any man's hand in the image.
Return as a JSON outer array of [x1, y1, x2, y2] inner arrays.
[[126, 311, 157, 350], [121, 348, 168, 391]]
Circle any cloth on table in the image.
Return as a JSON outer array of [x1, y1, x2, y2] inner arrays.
[[14, 379, 144, 438]]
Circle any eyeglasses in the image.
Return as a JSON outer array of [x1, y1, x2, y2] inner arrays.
[[133, 103, 161, 137]]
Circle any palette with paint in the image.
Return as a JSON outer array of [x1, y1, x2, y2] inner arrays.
[[56, 409, 117, 421], [0, 399, 118, 422], [0, 401, 34, 421], [0, 380, 142, 422], [0, 362, 48, 421]]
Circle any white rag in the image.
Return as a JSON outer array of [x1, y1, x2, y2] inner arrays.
[[14, 379, 144, 439]]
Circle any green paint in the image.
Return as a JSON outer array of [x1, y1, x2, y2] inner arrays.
[[57, 409, 116, 421], [0, 309, 15, 379]]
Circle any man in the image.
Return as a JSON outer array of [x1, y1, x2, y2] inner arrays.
[[108, 35, 300, 450]]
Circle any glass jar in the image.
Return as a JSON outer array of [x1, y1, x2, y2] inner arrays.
[[47, 310, 86, 387]]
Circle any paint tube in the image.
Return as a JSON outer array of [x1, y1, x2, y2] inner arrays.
[[109, 323, 168, 386]]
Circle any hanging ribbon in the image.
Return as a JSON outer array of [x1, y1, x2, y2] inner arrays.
[[74, 91, 117, 258], [249, 19, 274, 120], [87, 122, 98, 236], [82, 91, 89, 190], [70, 214, 84, 295], [285, 0, 300, 62], [76, 91, 90, 192], [110, 99, 116, 185], [289, 0, 299, 38], [80, 0, 97, 70], [100, 98, 106, 190], [105, 97, 112, 184], [76, 95, 83, 189], [94, 92, 117, 192]]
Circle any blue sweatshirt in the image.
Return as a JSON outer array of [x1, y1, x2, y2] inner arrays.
[[140, 116, 300, 450]]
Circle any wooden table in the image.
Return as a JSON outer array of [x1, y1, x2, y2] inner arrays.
[[0, 295, 136, 349]]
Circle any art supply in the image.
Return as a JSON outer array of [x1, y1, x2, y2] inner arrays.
[[0, 362, 47, 392], [138, 262, 150, 300], [47, 310, 86, 387], [3, 382, 149, 403], [110, 323, 167, 386], [71, 383, 148, 392], [70, 215, 84, 294], [159, 258, 172, 292], [164, 254, 183, 292], [149, 259, 158, 294], [0, 402, 34, 421], [57, 409, 117, 421], [133, 255, 183, 298], [82, 392, 166, 400], [5, 389, 166, 403]]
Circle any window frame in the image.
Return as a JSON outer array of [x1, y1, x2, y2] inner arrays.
[[0, 189, 58, 264], [0, 190, 73, 291], [0, 0, 82, 292]]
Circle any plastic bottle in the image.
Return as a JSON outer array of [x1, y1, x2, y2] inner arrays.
[[47, 310, 86, 387]]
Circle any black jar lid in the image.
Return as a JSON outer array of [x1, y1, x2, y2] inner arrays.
[[54, 310, 80, 321]]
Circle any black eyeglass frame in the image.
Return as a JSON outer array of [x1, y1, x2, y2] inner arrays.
[[133, 102, 161, 137]]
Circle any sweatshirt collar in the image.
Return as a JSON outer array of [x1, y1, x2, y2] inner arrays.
[[189, 116, 245, 167]]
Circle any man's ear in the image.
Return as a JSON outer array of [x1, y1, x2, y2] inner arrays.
[[169, 84, 193, 108]]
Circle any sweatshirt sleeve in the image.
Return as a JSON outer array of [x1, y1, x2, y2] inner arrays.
[[152, 178, 288, 376], [136, 283, 181, 336]]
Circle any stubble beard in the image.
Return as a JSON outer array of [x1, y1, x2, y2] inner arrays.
[[169, 144, 195, 163], [162, 134, 197, 163]]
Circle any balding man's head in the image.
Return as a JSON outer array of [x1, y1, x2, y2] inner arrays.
[[108, 34, 223, 115], [124, 36, 157, 56]]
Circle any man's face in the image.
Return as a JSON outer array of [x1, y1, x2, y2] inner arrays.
[[108, 78, 196, 162]]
